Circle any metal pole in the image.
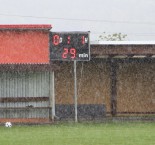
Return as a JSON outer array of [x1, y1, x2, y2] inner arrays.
[[49, 71, 55, 121], [74, 60, 78, 122], [52, 71, 55, 120]]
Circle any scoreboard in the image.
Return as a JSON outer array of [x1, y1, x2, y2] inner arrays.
[[50, 32, 90, 61]]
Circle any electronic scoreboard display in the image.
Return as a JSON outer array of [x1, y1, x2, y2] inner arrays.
[[50, 32, 90, 61]]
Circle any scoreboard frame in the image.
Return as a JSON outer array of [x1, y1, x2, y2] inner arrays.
[[49, 31, 90, 61]]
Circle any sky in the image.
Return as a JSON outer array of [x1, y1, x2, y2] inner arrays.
[[0, 0, 155, 42]]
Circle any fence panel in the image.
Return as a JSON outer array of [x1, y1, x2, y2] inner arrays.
[[0, 71, 50, 122]]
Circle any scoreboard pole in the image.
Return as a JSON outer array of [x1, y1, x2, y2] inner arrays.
[[74, 60, 78, 122], [50, 31, 90, 122]]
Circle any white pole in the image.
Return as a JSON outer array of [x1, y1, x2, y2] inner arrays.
[[74, 61, 78, 122], [52, 71, 55, 120]]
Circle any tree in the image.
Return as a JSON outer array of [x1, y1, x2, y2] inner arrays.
[[99, 32, 127, 41]]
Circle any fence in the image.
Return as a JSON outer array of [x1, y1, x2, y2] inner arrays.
[[55, 58, 155, 120], [0, 58, 155, 123], [0, 71, 51, 123]]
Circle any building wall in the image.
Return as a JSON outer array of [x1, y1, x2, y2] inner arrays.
[[0, 30, 49, 64], [55, 59, 155, 113]]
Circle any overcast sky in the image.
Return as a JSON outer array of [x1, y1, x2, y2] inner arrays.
[[0, 0, 155, 41]]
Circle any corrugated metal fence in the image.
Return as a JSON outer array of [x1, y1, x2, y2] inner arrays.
[[0, 71, 50, 119]]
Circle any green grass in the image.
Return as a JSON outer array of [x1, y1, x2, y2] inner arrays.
[[0, 122, 155, 145]]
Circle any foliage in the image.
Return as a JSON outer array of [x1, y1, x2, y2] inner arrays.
[[99, 32, 127, 41]]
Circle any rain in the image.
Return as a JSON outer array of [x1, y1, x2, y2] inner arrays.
[[0, 0, 155, 145]]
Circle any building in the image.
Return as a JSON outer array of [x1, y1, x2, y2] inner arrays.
[[0, 25, 154, 123], [0, 24, 57, 123]]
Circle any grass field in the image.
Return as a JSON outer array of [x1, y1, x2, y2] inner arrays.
[[0, 122, 154, 145]]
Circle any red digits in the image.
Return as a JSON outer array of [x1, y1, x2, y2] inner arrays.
[[53, 35, 60, 46], [70, 48, 76, 59], [62, 48, 76, 59], [81, 36, 85, 45], [67, 36, 71, 44], [62, 48, 69, 58]]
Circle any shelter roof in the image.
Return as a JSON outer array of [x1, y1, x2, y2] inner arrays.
[[0, 24, 52, 30], [91, 41, 155, 45]]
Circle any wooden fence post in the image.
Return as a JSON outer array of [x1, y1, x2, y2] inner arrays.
[[110, 59, 117, 116]]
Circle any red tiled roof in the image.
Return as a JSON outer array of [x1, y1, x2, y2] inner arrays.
[[0, 24, 52, 30]]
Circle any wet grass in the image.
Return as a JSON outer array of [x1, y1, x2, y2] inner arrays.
[[0, 122, 154, 145]]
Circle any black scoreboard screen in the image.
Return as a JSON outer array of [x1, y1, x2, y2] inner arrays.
[[50, 32, 90, 61]]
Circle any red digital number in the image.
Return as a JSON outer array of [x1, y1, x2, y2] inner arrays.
[[62, 48, 69, 58], [62, 48, 76, 59], [81, 36, 85, 45], [70, 48, 76, 59], [52, 34, 60, 46]]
